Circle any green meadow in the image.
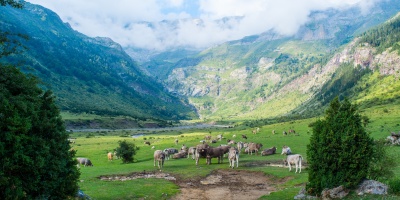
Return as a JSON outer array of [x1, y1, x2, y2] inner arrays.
[[69, 104, 400, 200]]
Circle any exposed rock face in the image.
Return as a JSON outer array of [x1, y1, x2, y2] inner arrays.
[[356, 179, 388, 195]]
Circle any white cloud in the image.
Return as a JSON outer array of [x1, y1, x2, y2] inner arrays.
[[26, 0, 382, 51]]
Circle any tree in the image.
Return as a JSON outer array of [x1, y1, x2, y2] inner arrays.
[[0, 65, 80, 199], [116, 140, 139, 163], [306, 97, 373, 195]]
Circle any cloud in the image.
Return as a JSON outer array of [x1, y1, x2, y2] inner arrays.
[[26, 0, 382, 51]]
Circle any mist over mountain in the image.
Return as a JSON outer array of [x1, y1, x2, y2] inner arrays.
[[2, 1, 400, 123]]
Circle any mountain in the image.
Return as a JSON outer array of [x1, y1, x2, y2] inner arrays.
[[0, 3, 197, 121], [141, 0, 400, 120]]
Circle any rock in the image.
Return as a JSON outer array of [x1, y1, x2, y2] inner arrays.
[[294, 188, 317, 199], [321, 185, 349, 199], [356, 179, 388, 195]]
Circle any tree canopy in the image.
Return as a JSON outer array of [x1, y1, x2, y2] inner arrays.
[[306, 97, 373, 195]]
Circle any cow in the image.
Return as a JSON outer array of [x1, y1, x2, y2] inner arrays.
[[219, 145, 231, 157], [154, 150, 165, 170], [283, 131, 287, 136], [107, 152, 113, 161], [217, 134, 223, 141], [242, 134, 247, 139], [144, 141, 151, 145], [252, 129, 257, 134], [206, 147, 224, 165], [172, 151, 187, 159], [187, 147, 197, 159], [289, 129, 296, 134], [205, 135, 212, 141], [228, 147, 239, 168], [237, 141, 244, 153], [76, 158, 93, 167], [181, 144, 188, 152], [163, 148, 179, 160], [175, 139, 179, 145], [247, 142, 263, 155], [261, 147, 276, 156], [281, 146, 292, 155], [272, 130, 276, 135], [195, 143, 210, 165], [284, 154, 303, 173]]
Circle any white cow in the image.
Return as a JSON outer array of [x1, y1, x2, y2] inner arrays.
[[228, 147, 239, 168], [281, 146, 292, 155], [154, 150, 165, 170], [284, 154, 302, 173]]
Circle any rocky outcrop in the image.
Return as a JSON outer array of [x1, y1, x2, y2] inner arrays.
[[356, 180, 388, 195]]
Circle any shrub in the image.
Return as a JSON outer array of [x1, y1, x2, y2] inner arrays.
[[306, 97, 374, 195], [367, 139, 396, 182], [115, 140, 139, 163], [388, 179, 400, 195]]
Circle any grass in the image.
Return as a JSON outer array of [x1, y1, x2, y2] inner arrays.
[[70, 104, 400, 199]]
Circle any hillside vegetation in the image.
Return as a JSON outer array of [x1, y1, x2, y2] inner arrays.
[[0, 3, 197, 122]]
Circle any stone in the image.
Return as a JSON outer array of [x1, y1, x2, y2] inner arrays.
[[356, 179, 388, 195], [321, 185, 349, 199]]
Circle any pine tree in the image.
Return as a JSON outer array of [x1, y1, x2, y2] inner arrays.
[[306, 97, 373, 195], [0, 64, 80, 199]]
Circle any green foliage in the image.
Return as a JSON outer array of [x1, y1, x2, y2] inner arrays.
[[389, 179, 400, 195], [359, 15, 400, 54], [367, 139, 396, 182], [306, 97, 374, 195], [116, 140, 139, 163], [0, 64, 80, 199]]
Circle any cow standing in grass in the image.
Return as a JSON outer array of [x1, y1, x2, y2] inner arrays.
[[154, 150, 165, 170], [284, 154, 303, 173], [228, 147, 239, 168]]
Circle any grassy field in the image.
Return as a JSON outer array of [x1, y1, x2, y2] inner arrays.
[[70, 104, 400, 200]]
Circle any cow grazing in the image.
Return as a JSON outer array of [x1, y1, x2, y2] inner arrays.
[[175, 139, 179, 145], [144, 141, 151, 145], [77, 158, 93, 167], [289, 129, 296, 134], [154, 150, 165, 170], [228, 147, 239, 168], [261, 147, 276, 156], [242, 134, 247, 139], [232, 134, 236, 138], [195, 143, 210, 165], [211, 140, 217, 143], [163, 148, 179, 160], [252, 129, 257, 134], [206, 147, 225, 165], [247, 142, 263, 155], [187, 147, 197, 159], [281, 146, 292, 155], [272, 130, 276, 135], [107, 152, 113, 161], [283, 131, 287, 136], [284, 154, 303, 173]]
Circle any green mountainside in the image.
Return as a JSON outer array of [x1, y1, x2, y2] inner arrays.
[[0, 3, 197, 122], [147, 1, 400, 121]]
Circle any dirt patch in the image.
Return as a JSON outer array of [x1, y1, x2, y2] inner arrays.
[[99, 167, 293, 200], [172, 169, 289, 200]]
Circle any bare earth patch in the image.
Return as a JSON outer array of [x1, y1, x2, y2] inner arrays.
[[99, 160, 299, 200]]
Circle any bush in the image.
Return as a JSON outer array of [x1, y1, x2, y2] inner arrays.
[[306, 97, 374, 195], [388, 179, 400, 195], [115, 140, 139, 163], [367, 139, 396, 182]]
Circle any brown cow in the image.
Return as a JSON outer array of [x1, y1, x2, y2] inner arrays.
[[206, 147, 224, 165], [261, 146, 276, 156], [107, 152, 113, 161]]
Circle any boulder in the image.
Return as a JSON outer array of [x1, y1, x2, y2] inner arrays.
[[356, 179, 388, 195], [294, 188, 317, 199], [321, 185, 349, 199]]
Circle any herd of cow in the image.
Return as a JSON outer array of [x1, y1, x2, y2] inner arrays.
[[152, 136, 303, 173], [75, 133, 303, 174]]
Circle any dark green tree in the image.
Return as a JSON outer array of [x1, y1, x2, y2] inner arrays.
[[116, 140, 139, 163], [306, 97, 373, 195], [0, 65, 80, 199]]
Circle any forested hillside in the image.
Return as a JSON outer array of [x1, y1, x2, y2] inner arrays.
[[0, 3, 197, 121]]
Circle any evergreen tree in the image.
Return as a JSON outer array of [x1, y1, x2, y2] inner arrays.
[[306, 97, 373, 195], [0, 64, 80, 199]]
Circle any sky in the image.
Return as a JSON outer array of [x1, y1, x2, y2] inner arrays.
[[26, 0, 381, 51]]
